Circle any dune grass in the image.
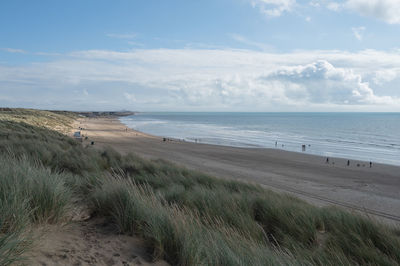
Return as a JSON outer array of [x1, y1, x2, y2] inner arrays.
[[1, 108, 400, 265], [91, 163, 400, 265], [0, 155, 73, 265], [0, 108, 76, 134]]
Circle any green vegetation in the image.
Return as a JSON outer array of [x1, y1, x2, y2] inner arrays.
[[1, 108, 400, 265]]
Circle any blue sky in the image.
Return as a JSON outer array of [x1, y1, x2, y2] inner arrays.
[[1, 0, 400, 111]]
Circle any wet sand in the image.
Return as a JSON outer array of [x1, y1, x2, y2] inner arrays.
[[78, 117, 400, 224]]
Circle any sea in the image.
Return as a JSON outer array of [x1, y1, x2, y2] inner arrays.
[[120, 112, 400, 166]]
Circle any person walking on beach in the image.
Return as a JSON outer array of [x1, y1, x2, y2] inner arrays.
[[326, 157, 329, 164], [347, 160, 350, 166], [370, 161, 372, 168]]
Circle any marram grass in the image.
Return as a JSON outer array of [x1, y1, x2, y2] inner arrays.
[[0, 155, 72, 265]]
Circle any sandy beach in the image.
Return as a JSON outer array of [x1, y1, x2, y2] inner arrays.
[[78, 117, 400, 224]]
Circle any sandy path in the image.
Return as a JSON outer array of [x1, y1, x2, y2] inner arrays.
[[26, 218, 169, 266], [79, 117, 400, 225]]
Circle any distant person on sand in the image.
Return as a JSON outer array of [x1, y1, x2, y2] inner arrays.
[[347, 160, 350, 166], [326, 157, 329, 164], [370, 161, 372, 168]]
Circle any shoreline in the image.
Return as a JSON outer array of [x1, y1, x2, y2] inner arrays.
[[118, 115, 400, 167], [118, 117, 398, 170], [78, 116, 400, 224]]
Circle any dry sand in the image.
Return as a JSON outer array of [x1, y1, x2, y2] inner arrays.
[[27, 218, 169, 266], [80, 116, 400, 225]]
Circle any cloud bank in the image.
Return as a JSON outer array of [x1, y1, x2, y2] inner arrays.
[[1, 48, 400, 111]]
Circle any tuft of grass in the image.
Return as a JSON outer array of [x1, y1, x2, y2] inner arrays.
[[0, 231, 31, 266], [0, 154, 73, 265], [0, 182, 32, 266], [0, 155, 72, 224], [92, 176, 293, 265]]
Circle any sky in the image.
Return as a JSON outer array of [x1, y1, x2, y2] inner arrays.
[[1, 0, 400, 111]]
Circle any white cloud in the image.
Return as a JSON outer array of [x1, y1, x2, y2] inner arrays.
[[352, 26, 365, 41], [326, 2, 341, 11], [346, 0, 400, 24], [229, 33, 273, 51], [309, 1, 320, 8], [1, 48, 400, 111], [372, 68, 400, 85], [252, 0, 400, 24], [1, 48, 27, 54], [250, 0, 296, 17], [1, 48, 63, 56], [325, 0, 400, 24], [264, 60, 390, 105], [318, 0, 400, 24], [35, 52, 62, 56]]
